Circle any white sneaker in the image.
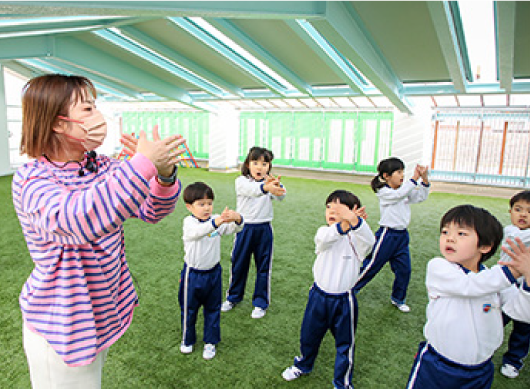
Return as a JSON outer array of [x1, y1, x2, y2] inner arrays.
[[251, 307, 266, 319], [180, 343, 193, 354], [501, 364, 519, 378], [391, 300, 410, 313], [203, 343, 216, 360], [221, 300, 234, 312], [282, 366, 304, 381]]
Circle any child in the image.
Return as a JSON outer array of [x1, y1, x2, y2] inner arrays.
[[221, 147, 286, 319], [499, 190, 530, 378], [179, 182, 243, 360], [282, 190, 375, 389], [406, 205, 530, 389], [353, 157, 430, 312], [12, 74, 185, 387]]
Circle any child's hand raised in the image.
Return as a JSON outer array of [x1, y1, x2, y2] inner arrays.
[[217, 207, 241, 224], [264, 176, 285, 196], [354, 205, 368, 220], [499, 237, 530, 280], [331, 202, 361, 228]]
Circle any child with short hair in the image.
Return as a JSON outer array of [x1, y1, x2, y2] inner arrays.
[[406, 205, 530, 389], [354, 157, 430, 312], [221, 146, 286, 319], [499, 190, 530, 378], [180, 182, 243, 360], [282, 190, 375, 389]]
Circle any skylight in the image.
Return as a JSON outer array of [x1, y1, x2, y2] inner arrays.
[[458, 1, 496, 83], [188, 17, 298, 92]]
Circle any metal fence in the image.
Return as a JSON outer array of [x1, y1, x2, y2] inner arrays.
[[121, 111, 210, 159], [431, 109, 530, 187], [239, 111, 394, 173]]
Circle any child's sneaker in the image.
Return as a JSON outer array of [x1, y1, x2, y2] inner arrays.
[[203, 343, 216, 360], [221, 300, 234, 312], [501, 364, 519, 378], [391, 300, 410, 313], [251, 307, 266, 319], [282, 366, 304, 381], [180, 343, 193, 354]]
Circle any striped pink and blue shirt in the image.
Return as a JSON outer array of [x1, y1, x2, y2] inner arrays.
[[12, 153, 180, 366]]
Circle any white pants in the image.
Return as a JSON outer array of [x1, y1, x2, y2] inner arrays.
[[23, 323, 109, 389]]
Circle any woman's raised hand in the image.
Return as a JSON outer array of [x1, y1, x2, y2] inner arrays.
[[136, 126, 186, 176]]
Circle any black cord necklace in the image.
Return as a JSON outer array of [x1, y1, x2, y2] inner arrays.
[[43, 151, 98, 176]]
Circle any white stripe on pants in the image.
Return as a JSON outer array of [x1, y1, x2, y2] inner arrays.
[[23, 322, 109, 389]]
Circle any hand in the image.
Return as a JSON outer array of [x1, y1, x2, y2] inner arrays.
[[331, 201, 360, 228], [136, 125, 186, 176], [263, 175, 285, 196], [418, 165, 429, 184], [412, 164, 421, 181], [120, 132, 138, 157], [354, 205, 368, 220], [499, 237, 530, 280], [225, 209, 242, 224], [217, 207, 241, 225]]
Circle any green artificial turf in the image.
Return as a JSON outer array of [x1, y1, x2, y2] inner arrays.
[[0, 168, 528, 388]]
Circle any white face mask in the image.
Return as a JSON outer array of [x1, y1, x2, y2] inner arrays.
[[59, 110, 107, 151]]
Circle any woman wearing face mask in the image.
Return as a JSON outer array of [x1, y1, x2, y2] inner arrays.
[[12, 74, 185, 389]]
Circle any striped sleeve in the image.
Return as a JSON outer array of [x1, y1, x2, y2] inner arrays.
[[135, 176, 181, 224], [17, 153, 156, 246]]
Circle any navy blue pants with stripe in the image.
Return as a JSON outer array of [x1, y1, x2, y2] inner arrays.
[[178, 263, 222, 346], [354, 227, 411, 304], [294, 284, 358, 389], [226, 222, 273, 309], [406, 342, 493, 389], [502, 312, 530, 370]]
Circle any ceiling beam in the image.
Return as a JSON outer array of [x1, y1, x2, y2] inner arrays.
[[403, 82, 530, 95], [427, 1, 468, 93], [20, 58, 142, 100], [0, 1, 327, 19], [0, 15, 143, 39], [1, 60, 37, 78], [168, 17, 292, 97], [53, 36, 197, 106], [118, 25, 243, 97], [0, 35, 55, 60], [92, 28, 232, 98], [285, 19, 364, 95], [311, 2, 411, 113], [208, 18, 311, 96], [18, 58, 132, 99], [495, 1, 516, 92]]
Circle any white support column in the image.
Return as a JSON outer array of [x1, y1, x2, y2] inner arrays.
[[208, 108, 240, 171], [392, 100, 433, 177], [0, 65, 11, 176]]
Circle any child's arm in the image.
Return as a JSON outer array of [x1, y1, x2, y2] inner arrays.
[[499, 237, 530, 280], [426, 257, 517, 298], [216, 209, 245, 235], [406, 164, 430, 204], [236, 176, 269, 197], [182, 215, 218, 241], [499, 238, 530, 323], [377, 179, 420, 205], [263, 175, 286, 198], [349, 219, 376, 260]]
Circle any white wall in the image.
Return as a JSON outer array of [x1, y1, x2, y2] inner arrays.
[[0, 66, 12, 176], [392, 100, 433, 177], [208, 109, 240, 170]]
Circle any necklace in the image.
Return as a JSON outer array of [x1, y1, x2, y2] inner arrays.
[[42, 151, 98, 176]]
